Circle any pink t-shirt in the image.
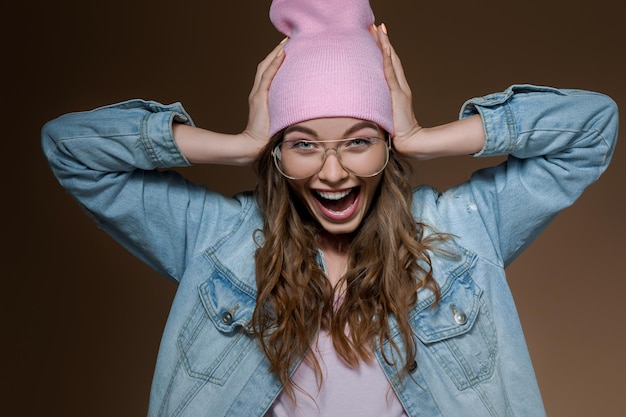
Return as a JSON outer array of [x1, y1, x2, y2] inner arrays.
[[266, 329, 408, 417]]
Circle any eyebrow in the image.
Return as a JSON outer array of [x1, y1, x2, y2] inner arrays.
[[343, 121, 381, 137], [284, 121, 381, 138], [284, 125, 318, 138]]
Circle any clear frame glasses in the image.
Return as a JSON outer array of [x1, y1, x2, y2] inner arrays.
[[272, 136, 390, 180]]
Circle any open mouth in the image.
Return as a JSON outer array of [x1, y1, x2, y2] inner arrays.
[[313, 187, 360, 219]]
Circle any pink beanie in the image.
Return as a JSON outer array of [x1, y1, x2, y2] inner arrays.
[[268, 0, 394, 137]]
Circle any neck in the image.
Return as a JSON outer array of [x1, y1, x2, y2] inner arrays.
[[318, 231, 351, 288]]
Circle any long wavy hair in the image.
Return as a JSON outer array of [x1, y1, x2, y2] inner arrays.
[[251, 130, 447, 398]]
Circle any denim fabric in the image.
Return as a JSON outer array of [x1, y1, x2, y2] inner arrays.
[[42, 85, 618, 417]]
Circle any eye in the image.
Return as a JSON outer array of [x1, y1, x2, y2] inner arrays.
[[344, 137, 376, 148], [285, 139, 319, 151]]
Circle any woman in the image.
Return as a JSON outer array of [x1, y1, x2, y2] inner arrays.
[[41, 0, 618, 416]]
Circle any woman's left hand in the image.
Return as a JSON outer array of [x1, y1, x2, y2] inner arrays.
[[372, 24, 485, 159], [372, 24, 423, 156]]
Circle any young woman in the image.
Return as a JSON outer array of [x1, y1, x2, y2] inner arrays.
[[41, 0, 618, 416]]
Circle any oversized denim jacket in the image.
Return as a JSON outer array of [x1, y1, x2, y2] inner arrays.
[[42, 85, 618, 417]]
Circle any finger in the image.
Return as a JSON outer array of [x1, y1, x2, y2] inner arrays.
[[389, 46, 411, 93], [258, 45, 285, 92], [251, 38, 288, 93], [376, 25, 411, 93], [369, 23, 382, 48], [258, 38, 288, 73], [379, 33, 402, 93]]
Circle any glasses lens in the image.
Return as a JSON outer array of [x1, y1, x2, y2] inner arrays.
[[274, 137, 389, 179]]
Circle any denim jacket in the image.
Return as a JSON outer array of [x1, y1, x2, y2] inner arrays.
[[42, 85, 618, 417]]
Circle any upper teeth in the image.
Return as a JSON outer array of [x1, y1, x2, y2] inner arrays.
[[317, 189, 351, 200]]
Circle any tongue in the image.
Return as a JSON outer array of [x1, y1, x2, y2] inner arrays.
[[319, 190, 357, 213]]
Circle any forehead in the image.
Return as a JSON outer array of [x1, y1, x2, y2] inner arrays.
[[285, 117, 383, 138]]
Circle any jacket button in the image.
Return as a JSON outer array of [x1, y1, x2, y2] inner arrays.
[[454, 311, 467, 325], [221, 311, 233, 325], [409, 360, 418, 373], [450, 304, 468, 326]]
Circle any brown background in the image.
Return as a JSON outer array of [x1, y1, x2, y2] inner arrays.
[[4, 0, 625, 416]]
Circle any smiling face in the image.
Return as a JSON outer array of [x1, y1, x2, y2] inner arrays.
[[282, 117, 386, 235]]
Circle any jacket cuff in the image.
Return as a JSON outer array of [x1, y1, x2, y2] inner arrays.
[[459, 86, 521, 157], [142, 102, 193, 168]]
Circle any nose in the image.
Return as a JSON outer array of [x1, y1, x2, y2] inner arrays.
[[317, 151, 349, 183]]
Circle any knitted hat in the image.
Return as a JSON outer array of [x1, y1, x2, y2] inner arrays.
[[268, 0, 393, 137]]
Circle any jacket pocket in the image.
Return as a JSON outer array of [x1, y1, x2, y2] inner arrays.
[[411, 269, 497, 390], [177, 268, 256, 386]]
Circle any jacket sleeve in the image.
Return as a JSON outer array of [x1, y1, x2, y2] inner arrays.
[[442, 85, 619, 268], [41, 99, 248, 283]]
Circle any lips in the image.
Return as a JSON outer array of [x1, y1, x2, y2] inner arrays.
[[313, 187, 360, 221]]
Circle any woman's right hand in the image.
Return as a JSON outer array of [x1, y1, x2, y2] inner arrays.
[[173, 40, 285, 166], [240, 39, 287, 158]]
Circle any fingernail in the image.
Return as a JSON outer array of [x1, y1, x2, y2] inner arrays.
[[371, 23, 378, 32], [279, 37, 289, 44], [381, 23, 388, 35]]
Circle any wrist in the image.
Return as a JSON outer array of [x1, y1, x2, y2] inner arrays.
[[392, 125, 433, 160], [392, 115, 485, 160], [235, 131, 267, 166], [173, 124, 261, 166]]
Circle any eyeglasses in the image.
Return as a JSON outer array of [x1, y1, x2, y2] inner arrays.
[[272, 136, 390, 180]]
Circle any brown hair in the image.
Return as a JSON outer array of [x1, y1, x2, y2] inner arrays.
[[251, 131, 446, 398]]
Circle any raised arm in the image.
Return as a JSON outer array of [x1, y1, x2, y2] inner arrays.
[[373, 23, 618, 267], [40, 43, 285, 282], [457, 85, 618, 265]]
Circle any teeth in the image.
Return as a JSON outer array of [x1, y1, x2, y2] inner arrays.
[[316, 189, 351, 200]]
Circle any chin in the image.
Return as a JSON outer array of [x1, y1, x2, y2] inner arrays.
[[319, 221, 360, 236]]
